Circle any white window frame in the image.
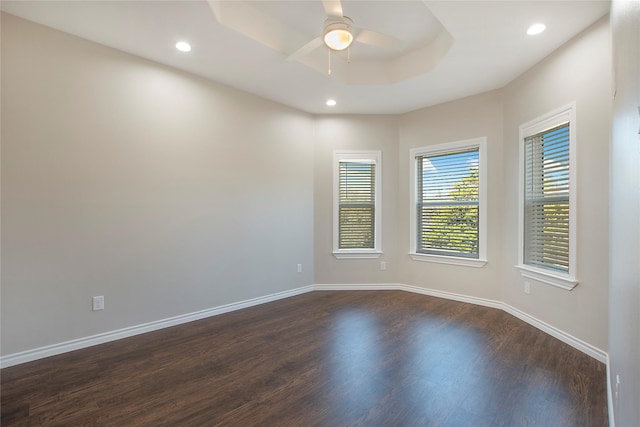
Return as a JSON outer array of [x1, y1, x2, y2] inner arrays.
[[409, 138, 487, 268], [517, 102, 578, 290], [333, 150, 382, 259]]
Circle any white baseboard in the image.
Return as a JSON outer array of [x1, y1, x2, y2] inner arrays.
[[501, 304, 607, 363], [0, 285, 314, 369], [399, 284, 504, 310], [1, 283, 607, 368], [313, 283, 403, 292], [313, 283, 608, 363], [607, 355, 616, 427]]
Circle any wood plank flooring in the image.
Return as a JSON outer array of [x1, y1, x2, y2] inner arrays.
[[1, 291, 608, 426]]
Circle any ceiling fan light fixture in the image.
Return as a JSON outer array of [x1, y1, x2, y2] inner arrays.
[[323, 18, 354, 51]]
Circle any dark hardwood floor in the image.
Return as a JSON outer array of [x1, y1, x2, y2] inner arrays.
[[1, 291, 608, 426]]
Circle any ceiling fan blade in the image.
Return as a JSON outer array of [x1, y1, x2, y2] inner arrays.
[[355, 28, 405, 50], [286, 36, 324, 62], [208, 0, 308, 55], [322, 0, 344, 18]]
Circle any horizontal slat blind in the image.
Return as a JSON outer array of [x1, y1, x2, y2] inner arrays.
[[339, 160, 375, 249], [416, 148, 479, 258], [524, 122, 570, 273]]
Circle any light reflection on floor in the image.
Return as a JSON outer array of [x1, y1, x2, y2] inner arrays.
[[404, 319, 485, 421], [321, 305, 577, 425], [325, 308, 387, 417], [324, 308, 488, 421]]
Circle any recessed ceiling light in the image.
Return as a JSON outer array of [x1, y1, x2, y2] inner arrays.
[[326, 99, 337, 107], [527, 23, 546, 36], [175, 41, 192, 52]]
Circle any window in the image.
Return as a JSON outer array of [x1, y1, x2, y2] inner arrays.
[[517, 102, 577, 290], [409, 138, 487, 267], [333, 151, 382, 259]]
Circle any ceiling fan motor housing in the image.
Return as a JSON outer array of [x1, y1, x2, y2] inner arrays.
[[323, 16, 354, 50]]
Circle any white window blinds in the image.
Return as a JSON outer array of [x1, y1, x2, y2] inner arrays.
[[416, 148, 479, 258], [524, 122, 570, 273], [338, 160, 376, 249]]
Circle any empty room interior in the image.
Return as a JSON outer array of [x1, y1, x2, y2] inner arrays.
[[1, 0, 639, 426]]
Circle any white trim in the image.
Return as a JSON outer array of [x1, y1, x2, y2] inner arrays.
[[312, 283, 607, 363], [607, 355, 616, 427], [409, 137, 487, 264], [409, 253, 487, 268], [515, 264, 578, 290], [0, 285, 314, 369], [399, 284, 503, 309], [520, 104, 574, 136], [500, 303, 605, 363], [517, 102, 578, 290], [333, 150, 382, 256], [1, 284, 607, 368], [313, 283, 403, 291], [333, 251, 382, 259]]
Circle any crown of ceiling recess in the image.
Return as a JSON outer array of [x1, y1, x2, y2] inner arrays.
[[208, 0, 453, 85]]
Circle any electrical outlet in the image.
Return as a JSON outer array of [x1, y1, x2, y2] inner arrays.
[[380, 261, 386, 271], [297, 264, 302, 273], [92, 295, 104, 311], [524, 282, 531, 294]]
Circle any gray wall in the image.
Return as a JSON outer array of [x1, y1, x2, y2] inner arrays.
[[502, 17, 611, 352], [397, 90, 505, 301], [1, 14, 314, 355], [609, 1, 640, 425], [313, 115, 399, 284]]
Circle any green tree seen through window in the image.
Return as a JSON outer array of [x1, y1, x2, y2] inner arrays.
[[418, 150, 479, 258]]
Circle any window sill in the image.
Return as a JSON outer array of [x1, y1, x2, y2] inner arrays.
[[333, 251, 383, 260], [409, 253, 487, 268], [515, 265, 578, 290]]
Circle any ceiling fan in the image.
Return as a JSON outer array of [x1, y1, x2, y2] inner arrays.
[[286, 0, 405, 66]]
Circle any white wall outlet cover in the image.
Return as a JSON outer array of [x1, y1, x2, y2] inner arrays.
[[92, 296, 105, 311]]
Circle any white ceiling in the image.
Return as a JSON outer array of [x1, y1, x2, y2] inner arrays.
[[1, 0, 610, 115]]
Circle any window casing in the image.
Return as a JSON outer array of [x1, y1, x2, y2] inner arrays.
[[409, 138, 487, 267], [517, 103, 578, 290], [333, 151, 382, 259]]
